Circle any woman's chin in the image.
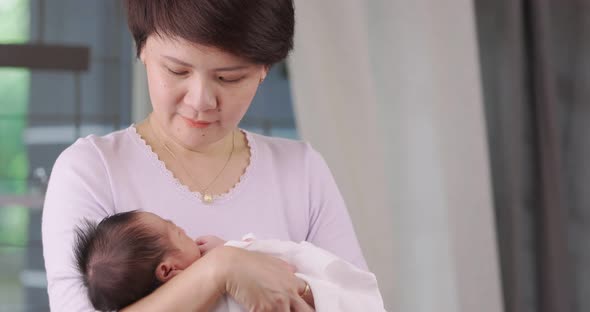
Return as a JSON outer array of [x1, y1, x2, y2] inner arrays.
[[177, 134, 225, 151]]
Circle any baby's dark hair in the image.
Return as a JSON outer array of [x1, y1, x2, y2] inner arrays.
[[73, 211, 172, 311]]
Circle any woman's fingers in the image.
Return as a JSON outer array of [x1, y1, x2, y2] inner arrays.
[[290, 296, 314, 312], [280, 259, 297, 273], [294, 278, 314, 309], [221, 248, 308, 312]]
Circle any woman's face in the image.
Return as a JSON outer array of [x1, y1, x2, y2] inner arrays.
[[140, 35, 267, 150]]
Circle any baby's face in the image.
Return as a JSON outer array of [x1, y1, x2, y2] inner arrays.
[[139, 212, 201, 269]]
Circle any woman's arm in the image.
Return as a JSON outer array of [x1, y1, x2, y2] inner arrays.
[[42, 140, 116, 311], [120, 247, 226, 312], [306, 147, 368, 270], [122, 246, 311, 312], [121, 236, 227, 311]]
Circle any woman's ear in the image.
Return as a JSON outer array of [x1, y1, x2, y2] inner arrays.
[[139, 48, 146, 66], [155, 261, 183, 283], [259, 65, 270, 84]]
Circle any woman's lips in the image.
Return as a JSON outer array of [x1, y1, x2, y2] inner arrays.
[[182, 117, 212, 128]]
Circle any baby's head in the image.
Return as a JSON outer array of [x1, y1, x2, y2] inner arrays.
[[73, 211, 201, 311]]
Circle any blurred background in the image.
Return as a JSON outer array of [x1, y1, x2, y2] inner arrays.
[[0, 0, 588, 312]]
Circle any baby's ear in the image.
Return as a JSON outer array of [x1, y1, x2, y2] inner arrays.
[[155, 261, 183, 282]]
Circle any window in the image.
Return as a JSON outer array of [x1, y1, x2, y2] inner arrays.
[[0, 1, 132, 310]]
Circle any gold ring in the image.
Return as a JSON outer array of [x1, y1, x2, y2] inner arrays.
[[300, 282, 310, 298]]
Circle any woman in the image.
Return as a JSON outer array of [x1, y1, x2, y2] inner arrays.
[[42, 1, 367, 311]]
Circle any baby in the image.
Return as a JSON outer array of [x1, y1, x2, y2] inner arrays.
[[73, 210, 385, 311]]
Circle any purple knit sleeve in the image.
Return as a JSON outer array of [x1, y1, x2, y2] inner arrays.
[[42, 138, 114, 311], [304, 146, 368, 270]]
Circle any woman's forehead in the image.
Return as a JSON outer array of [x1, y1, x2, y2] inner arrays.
[[146, 34, 250, 68]]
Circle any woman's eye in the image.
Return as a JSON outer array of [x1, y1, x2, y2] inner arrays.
[[167, 68, 188, 76], [218, 76, 243, 83]]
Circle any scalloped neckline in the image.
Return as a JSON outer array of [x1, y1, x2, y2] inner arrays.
[[128, 125, 257, 205]]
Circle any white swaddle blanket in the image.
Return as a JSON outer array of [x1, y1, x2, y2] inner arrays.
[[211, 234, 386, 312]]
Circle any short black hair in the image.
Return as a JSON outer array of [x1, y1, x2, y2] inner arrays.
[[123, 0, 295, 65], [74, 211, 172, 311]]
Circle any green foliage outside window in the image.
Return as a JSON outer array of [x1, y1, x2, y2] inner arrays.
[[0, 0, 31, 247]]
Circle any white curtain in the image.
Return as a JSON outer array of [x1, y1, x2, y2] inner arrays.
[[289, 1, 504, 311]]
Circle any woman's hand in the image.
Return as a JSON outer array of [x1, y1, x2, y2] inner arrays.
[[211, 246, 314, 311]]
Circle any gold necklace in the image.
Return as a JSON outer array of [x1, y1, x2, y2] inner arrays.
[[148, 119, 235, 204]]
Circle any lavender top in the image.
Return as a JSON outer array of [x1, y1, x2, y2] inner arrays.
[[42, 126, 367, 311]]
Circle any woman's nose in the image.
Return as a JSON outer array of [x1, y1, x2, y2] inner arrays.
[[184, 78, 216, 111]]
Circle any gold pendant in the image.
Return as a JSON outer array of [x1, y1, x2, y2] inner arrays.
[[202, 194, 214, 204]]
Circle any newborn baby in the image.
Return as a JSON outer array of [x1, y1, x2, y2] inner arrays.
[[73, 211, 385, 311]]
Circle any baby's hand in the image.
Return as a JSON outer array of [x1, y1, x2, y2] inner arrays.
[[195, 235, 226, 255]]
